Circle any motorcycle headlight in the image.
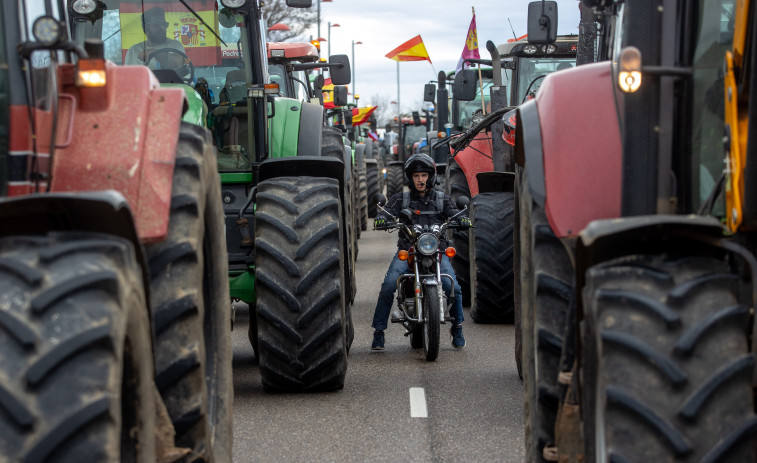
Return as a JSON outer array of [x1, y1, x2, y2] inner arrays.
[[417, 233, 438, 256]]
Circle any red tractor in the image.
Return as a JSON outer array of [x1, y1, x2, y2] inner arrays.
[[0, 1, 232, 460], [441, 26, 577, 324], [515, 0, 757, 461]]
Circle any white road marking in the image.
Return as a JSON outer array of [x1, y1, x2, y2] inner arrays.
[[409, 387, 428, 418]]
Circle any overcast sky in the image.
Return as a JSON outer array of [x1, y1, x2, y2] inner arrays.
[[305, 0, 581, 115]]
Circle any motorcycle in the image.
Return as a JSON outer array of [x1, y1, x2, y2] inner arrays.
[[374, 193, 470, 361]]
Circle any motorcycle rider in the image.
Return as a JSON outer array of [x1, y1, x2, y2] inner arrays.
[[371, 153, 471, 350]]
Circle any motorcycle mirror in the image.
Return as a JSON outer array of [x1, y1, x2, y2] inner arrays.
[[455, 196, 470, 210], [401, 209, 414, 222], [375, 193, 387, 206]]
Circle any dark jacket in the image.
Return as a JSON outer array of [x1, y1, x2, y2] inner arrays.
[[382, 188, 465, 250]]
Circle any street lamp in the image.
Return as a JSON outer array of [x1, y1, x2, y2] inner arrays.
[[327, 22, 340, 58], [351, 40, 362, 103], [317, 0, 333, 43]]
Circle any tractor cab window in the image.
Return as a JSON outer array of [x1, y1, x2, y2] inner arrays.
[[267, 64, 287, 96], [69, 0, 257, 173], [689, 0, 735, 214], [516, 57, 575, 104], [455, 68, 508, 129]]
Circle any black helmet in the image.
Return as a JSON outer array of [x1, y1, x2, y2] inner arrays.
[[404, 153, 436, 190]]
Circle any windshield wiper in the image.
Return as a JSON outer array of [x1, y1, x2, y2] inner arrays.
[[178, 0, 227, 47]]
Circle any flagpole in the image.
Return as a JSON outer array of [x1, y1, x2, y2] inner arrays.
[[396, 60, 401, 124], [473, 6, 486, 116]]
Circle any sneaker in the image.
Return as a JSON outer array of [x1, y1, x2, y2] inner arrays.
[[450, 325, 465, 348], [371, 330, 385, 350]]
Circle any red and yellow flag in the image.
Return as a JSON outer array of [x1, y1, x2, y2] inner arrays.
[[385, 35, 432, 63], [322, 78, 335, 108], [352, 106, 378, 126]]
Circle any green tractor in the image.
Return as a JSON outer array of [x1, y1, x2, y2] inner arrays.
[[69, 0, 355, 392]]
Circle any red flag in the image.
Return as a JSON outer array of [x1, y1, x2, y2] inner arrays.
[[385, 35, 432, 63], [352, 106, 378, 126]]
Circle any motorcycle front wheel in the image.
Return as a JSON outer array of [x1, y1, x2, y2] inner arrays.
[[422, 284, 441, 361]]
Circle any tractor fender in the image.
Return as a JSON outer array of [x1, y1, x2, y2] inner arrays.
[[268, 97, 304, 159], [257, 156, 352, 308], [574, 215, 757, 359], [450, 132, 494, 197], [0, 191, 151, 310], [163, 83, 207, 126], [50, 63, 185, 242], [522, 62, 623, 238], [297, 102, 324, 157]]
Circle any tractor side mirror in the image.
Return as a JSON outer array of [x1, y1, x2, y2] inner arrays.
[[343, 108, 353, 127], [333, 85, 348, 107], [329, 54, 351, 85], [424, 83, 436, 102], [527, 1, 558, 44], [453, 69, 477, 101], [285, 0, 313, 7]]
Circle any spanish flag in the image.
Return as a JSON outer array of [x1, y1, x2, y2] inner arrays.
[[321, 78, 348, 109], [352, 106, 378, 126], [385, 35, 432, 63]]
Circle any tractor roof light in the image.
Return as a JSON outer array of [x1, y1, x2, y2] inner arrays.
[[71, 0, 97, 14], [543, 44, 557, 54], [271, 49, 285, 58], [618, 46, 642, 93], [310, 40, 321, 51], [221, 0, 247, 8], [522, 44, 538, 55]]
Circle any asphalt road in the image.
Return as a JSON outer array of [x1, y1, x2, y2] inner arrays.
[[230, 227, 525, 462]]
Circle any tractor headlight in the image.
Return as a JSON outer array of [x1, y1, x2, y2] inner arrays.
[[221, 0, 247, 8], [32, 16, 63, 46], [417, 233, 438, 255], [71, 0, 97, 14]]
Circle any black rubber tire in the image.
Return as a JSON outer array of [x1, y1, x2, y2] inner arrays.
[[254, 176, 348, 391], [386, 163, 404, 198], [366, 160, 379, 218], [410, 323, 424, 349], [0, 233, 156, 462], [322, 130, 357, 308], [469, 192, 515, 323], [518, 167, 573, 463], [144, 122, 233, 462], [423, 284, 441, 361], [446, 158, 471, 306], [582, 254, 757, 463], [321, 127, 345, 159], [358, 170, 368, 231], [513, 167, 524, 379]]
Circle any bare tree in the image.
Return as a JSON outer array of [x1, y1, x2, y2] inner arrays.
[[370, 93, 393, 127], [262, 0, 317, 42]]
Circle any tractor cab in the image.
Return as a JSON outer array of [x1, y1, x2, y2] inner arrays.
[[68, 0, 276, 173], [267, 41, 319, 102]]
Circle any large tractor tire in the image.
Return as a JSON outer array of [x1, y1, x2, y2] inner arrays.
[[0, 233, 157, 462], [446, 158, 471, 306], [518, 167, 573, 463], [386, 162, 405, 198], [321, 129, 357, 308], [469, 192, 515, 323], [254, 176, 348, 391], [582, 254, 757, 463], [366, 159, 379, 218], [144, 123, 233, 462], [358, 171, 368, 231]]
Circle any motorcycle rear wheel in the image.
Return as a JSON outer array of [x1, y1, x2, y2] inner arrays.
[[423, 284, 441, 361]]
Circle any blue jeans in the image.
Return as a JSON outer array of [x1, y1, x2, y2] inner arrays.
[[372, 254, 464, 330]]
